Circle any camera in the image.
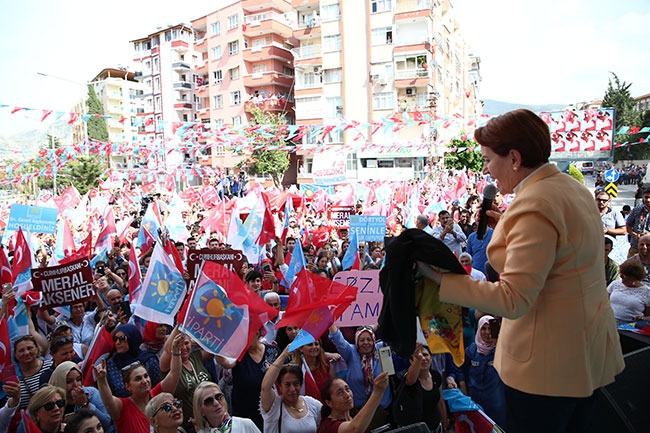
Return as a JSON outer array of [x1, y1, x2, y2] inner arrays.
[[263, 264, 272, 273], [96, 265, 105, 275]]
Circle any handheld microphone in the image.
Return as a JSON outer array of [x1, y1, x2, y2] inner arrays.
[[477, 184, 498, 240]]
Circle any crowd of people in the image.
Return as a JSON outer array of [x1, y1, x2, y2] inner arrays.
[[0, 108, 644, 433]]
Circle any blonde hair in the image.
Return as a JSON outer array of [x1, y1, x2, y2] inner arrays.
[[193, 381, 227, 430], [145, 392, 175, 421], [28, 385, 66, 421]]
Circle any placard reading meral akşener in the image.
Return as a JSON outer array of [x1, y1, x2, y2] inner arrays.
[[350, 215, 387, 242], [6, 204, 58, 234]]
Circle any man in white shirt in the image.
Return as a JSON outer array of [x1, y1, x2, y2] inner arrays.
[[432, 210, 467, 257], [459, 252, 487, 281]]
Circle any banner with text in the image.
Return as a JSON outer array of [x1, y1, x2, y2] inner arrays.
[[350, 215, 387, 242], [32, 257, 95, 309], [332, 270, 383, 327], [329, 206, 354, 228], [5, 204, 58, 236], [312, 152, 347, 185], [186, 248, 246, 290]]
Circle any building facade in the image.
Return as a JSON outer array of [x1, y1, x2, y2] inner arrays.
[[89, 68, 144, 170], [291, 0, 482, 183]]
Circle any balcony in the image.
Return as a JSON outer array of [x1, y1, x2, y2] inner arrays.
[[395, 0, 432, 18], [244, 72, 294, 88], [173, 81, 193, 90], [244, 44, 293, 62], [174, 101, 193, 111], [293, 18, 321, 39], [292, 0, 320, 11], [243, 0, 294, 12], [291, 44, 322, 61], [245, 98, 294, 113], [172, 61, 191, 71], [394, 40, 433, 53], [171, 40, 189, 51], [243, 13, 294, 38]]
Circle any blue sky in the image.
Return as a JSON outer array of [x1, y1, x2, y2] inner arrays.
[[1, 0, 649, 136]]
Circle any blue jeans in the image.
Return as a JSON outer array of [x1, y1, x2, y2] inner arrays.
[[504, 385, 598, 433]]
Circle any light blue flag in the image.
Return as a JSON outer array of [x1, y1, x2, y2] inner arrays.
[[134, 243, 186, 325], [281, 241, 307, 287], [341, 229, 359, 271]]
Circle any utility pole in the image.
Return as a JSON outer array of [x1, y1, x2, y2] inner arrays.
[[427, 90, 440, 180]]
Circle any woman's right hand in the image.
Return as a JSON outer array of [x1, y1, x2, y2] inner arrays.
[[94, 358, 107, 381], [372, 371, 389, 394]]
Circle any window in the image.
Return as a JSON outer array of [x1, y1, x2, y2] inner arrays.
[[252, 64, 267, 74], [371, 0, 392, 13], [230, 91, 241, 105], [323, 35, 341, 52], [371, 27, 393, 45], [347, 152, 358, 170], [214, 119, 224, 128], [213, 70, 222, 84], [283, 66, 294, 76], [247, 13, 267, 23], [211, 22, 221, 36], [229, 67, 240, 80], [228, 14, 239, 29], [326, 97, 342, 118], [213, 95, 223, 108], [252, 37, 270, 49], [228, 40, 239, 55], [212, 46, 222, 60], [153, 57, 159, 72], [322, 4, 340, 21], [232, 116, 242, 125], [373, 92, 394, 110], [323, 68, 342, 83], [301, 72, 316, 88]]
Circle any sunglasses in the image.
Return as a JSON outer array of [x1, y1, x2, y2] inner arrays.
[[203, 393, 225, 407], [113, 334, 128, 342], [40, 399, 65, 411], [53, 335, 74, 345], [121, 361, 143, 372], [152, 399, 182, 418]]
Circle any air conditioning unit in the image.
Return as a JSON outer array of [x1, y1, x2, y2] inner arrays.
[[378, 79, 387, 86], [313, 66, 322, 74], [406, 87, 415, 96]]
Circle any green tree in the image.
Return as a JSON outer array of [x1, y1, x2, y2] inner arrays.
[[86, 84, 108, 142], [243, 106, 291, 187], [568, 164, 585, 184], [603, 73, 645, 161], [57, 156, 106, 195], [444, 137, 484, 172]]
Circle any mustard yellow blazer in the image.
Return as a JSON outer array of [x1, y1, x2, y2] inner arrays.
[[440, 164, 624, 397]]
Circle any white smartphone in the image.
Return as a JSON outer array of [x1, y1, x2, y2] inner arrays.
[[378, 346, 395, 375]]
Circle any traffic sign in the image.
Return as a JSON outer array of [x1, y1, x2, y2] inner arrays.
[[605, 182, 618, 198], [604, 169, 619, 183]]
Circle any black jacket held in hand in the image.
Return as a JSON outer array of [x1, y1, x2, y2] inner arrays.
[[378, 229, 467, 358]]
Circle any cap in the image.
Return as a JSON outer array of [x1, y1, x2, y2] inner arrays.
[[49, 320, 71, 340]]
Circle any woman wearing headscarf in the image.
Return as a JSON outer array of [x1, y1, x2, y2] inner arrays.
[[105, 324, 161, 398], [447, 315, 505, 428], [140, 322, 169, 358], [48, 361, 114, 433], [327, 325, 391, 429]]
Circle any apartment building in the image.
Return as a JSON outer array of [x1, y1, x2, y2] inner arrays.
[[131, 24, 196, 172], [291, 0, 481, 183], [192, 0, 297, 175], [89, 68, 144, 170]]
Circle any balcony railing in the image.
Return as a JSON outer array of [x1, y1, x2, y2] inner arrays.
[[395, 69, 429, 79], [290, 44, 322, 60], [173, 81, 192, 90], [172, 61, 191, 70]]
